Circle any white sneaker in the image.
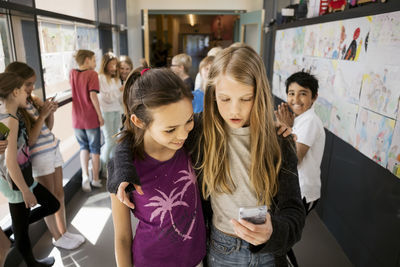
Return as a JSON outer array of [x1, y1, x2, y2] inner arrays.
[[91, 179, 102, 188], [52, 234, 80, 250], [82, 175, 91, 192], [64, 231, 85, 244]]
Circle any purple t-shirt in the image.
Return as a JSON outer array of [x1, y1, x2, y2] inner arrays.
[[131, 148, 206, 267]]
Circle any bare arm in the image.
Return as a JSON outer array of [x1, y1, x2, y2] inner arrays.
[[27, 97, 56, 146], [4, 118, 37, 208], [90, 91, 104, 126], [110, 194, 133, 267], [296, 142, 310, 164]]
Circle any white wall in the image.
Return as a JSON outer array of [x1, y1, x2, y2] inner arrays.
[[126, 0, 263, 65], [35, 0, 97, 21]]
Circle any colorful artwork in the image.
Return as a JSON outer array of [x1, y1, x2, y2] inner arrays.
[[329, 100, 358, 146], [275, 27, 305, 56], [272, 10, 400, 175], [314, 97, 332, 128], [355, 108, 395, 167], [367, 11, 400, 65], [359, 66, 400, 119], [40, 23, 62, 53], [333, 60, 364, 104], [387, 121, 400, 178], [340, 17, 371, 62], [76, 27, 99, 50], [61, 25, 75, 51]]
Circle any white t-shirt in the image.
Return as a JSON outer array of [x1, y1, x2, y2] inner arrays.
[[292, 107, 325, 203], [98, 74, 122, 112]]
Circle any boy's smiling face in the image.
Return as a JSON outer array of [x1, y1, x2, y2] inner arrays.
[[287, 82, 316, 116]]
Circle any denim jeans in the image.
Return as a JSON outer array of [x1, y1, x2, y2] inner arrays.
[[207, 225, 275, 267], [100, 111, 121, 169]]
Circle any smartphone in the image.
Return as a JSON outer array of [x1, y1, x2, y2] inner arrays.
[[48, 93, 57, 102], [239, 206, 268, 225], [0, 122, 10, 140]]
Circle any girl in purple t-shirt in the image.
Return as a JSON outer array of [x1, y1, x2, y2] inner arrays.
[[110, 68, 206, 267]]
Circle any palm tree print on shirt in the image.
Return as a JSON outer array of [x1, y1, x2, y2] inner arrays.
[[144, 159, 198, 241]]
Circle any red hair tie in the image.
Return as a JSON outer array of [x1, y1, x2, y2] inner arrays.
[[141, 68, 150, 76]]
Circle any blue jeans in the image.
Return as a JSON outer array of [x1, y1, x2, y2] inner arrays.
[[74, 128, 101, 154], [207, 225, 275, 267], [100, 111, 121, 168]]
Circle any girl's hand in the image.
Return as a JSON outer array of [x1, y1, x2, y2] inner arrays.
[[117, 182, 144, 209], [22, 190, 37, 209], [230, 213, 273, 246], [275, 103, 295, 128], [49, 101, 58, 113], [39, 100, 54, 119], [0, 140, 8, 154]]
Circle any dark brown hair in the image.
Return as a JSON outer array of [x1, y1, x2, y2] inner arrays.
[[120, 68, 193, 159], [0, 72, 24, 98], [5, 62, 40, 133]]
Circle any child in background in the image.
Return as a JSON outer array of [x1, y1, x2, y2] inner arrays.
[[109, 68, 206, 267], [0, 72, 59, 267], [275, 71, 325, 267], [5, 62, 84, 249], [194, 46, 222, 90], [110, 46, 305, 267], [171, 53, 194, 91], [192, 56, 214, 113], [98, 52, 123, 178], [70, 49, 104, 192], [118, 55, 133, 85]]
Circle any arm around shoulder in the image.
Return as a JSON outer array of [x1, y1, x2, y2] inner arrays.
[[106, 136, 141, 194], [253, 135, 305, 255]]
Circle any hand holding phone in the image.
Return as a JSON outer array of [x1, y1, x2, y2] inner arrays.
[[239, 206, 268, 225]]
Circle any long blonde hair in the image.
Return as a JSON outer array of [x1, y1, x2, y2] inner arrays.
[[200, 45, 282, 206]]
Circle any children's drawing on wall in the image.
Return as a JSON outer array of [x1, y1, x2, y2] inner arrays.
[[329, 100, 358, 146], [333, 60, 364, 104], [304, 25, 319, 57], [332, 24, 347, 60], [315, 21, 341, 59], [275, 27, 305, 56], [273, 53, 305, 100], [61, 25, 75, 52], [40, 22, 63, 53], [360, 66, 400, 119], [62, 51, 76, 81], [314, 97, 332, 128], [387, 120, 400, 178], [368, 11, 400, 65], [341, 17, 371, 62], [310, 58, 337, 102], [41, 53, 65, 87], [355, 108, 395, 167]]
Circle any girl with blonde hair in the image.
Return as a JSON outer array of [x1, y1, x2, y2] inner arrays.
[[110, 46, 305, 267], [98, 52, 123, 179]]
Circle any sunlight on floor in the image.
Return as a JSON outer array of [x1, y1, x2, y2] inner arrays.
[[71, 206, 111, 245], [70, 193, 112, 245]]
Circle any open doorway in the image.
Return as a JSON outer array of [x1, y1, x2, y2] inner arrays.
[[147, 14, 240, 79]]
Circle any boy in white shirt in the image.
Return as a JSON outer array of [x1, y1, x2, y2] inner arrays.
[[276, 71, 325, 267]]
